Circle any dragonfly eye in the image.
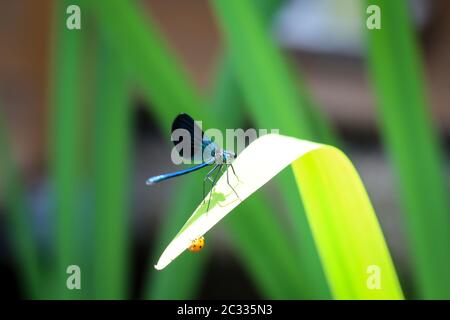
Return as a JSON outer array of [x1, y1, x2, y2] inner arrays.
[[225, 151, 236, 159]]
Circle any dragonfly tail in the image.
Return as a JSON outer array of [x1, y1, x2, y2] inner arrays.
[[146, 159, 214, 185]]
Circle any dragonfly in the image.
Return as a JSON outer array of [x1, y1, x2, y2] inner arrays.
[[146, 113, 240, 211]]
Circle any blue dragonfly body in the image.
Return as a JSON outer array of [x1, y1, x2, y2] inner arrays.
[[146, 113, 239, 210]]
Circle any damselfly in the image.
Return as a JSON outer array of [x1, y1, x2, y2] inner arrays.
[[146, 113, 240, 211]]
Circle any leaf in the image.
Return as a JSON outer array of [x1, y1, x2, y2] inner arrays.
[[366, 0, 450, 298], [155, 134, 404, 299], [92, 40, 131, 299], [49, 0, 86, 299]]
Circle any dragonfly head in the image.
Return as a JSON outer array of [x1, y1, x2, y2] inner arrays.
[[222, 150, 236, 164]]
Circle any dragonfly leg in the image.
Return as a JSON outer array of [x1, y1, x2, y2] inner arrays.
[[226, 165, 241, 201], [229, 163, 239, 181], [207, 164, 222, 211], [203, 164, 220, 204]]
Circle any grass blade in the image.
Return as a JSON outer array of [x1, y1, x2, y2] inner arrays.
[[92, 41, 131, 299], [49, 0, 86, 298], [366, 0, 450, 299], [294, 145, 403, 299], [211, 0, 316, 139], [155, 134, 404, 299]]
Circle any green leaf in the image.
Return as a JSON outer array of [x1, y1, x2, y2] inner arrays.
[[92, 40, 131, 299], [366, 0, 450, 299], [155, 134, 404, 299], [49, 0, 86, 299]]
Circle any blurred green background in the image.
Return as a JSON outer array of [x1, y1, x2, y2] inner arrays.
[[0, 0, 449, 299]]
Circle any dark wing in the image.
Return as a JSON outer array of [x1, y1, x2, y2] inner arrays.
[[171, 113, 216, 162]]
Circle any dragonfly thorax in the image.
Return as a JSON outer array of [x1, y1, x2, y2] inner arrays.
[[213, 149, 234, 164], [214, 149, 225, 164]]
